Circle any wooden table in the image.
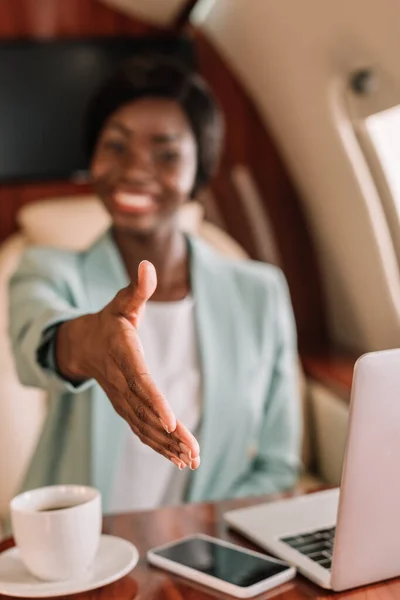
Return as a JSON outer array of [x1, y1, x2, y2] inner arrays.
[[1, 492, 399, 599]]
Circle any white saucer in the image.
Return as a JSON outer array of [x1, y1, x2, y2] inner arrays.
[[0, 534, 139, 598]]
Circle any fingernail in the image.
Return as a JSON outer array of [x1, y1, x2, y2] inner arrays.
[[160, 419, 170, 434], [171, 457, 185, 470], [179, 453, 192, 468], [179, 443, 192, 459], [190, 457, 200, 470]]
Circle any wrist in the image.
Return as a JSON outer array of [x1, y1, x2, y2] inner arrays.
[[56, 314, 98, 381]]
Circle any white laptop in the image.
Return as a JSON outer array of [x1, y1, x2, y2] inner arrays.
[[225, 349, 400, 591]]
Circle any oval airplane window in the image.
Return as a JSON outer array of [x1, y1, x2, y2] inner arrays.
[[348, 70, 400, 268]]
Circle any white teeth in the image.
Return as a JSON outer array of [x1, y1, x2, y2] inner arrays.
[[116, 193, 153, 208]]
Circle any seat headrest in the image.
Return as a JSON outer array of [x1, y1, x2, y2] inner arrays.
[[17, 196, 204, 251]]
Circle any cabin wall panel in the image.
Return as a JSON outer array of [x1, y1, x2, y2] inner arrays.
[[201, 0, 400, 351], [195, 32, 328, 350]]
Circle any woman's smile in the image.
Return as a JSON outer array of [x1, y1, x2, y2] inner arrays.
[[113, 192, 158, 215]]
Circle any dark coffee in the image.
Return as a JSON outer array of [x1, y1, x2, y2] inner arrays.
[[38, 502, 82, 512]]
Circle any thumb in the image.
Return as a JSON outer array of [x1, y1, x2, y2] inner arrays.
[[137, 260, 157, 303], [118, 261, 157, 327]]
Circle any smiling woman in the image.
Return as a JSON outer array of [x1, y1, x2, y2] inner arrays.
[[91, 97, 198, 238], [8, 56, 302, 514]]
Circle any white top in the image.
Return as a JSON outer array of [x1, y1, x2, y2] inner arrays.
[[108, 295, 202, 513]]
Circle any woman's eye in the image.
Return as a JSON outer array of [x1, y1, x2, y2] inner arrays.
[[103, 139, 126, 154], [155, 150, 180, 164]]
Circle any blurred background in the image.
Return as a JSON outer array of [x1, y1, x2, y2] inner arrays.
[[1, 0, 400, 532]]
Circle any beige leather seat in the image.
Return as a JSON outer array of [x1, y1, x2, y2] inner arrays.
[[0, 196, 315, 538]]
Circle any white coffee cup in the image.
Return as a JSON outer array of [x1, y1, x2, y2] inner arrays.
[[10, 485, 102, 581]]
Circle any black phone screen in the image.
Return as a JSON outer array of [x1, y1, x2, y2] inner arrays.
[[152, 537, 290, 587]]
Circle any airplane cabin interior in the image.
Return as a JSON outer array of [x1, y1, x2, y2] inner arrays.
[[0, 0, 399, 596]]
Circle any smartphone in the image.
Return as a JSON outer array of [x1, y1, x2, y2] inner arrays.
[[147, 534, 296, 598]]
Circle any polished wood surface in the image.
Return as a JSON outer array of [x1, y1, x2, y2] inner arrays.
[[0, 0, 159, 40], [1, 492, 400, 599]]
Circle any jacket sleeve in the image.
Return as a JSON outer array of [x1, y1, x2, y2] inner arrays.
[[230, 270, 303, 497], [8, 247, 94, 394]]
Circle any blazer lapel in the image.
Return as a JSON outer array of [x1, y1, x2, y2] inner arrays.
[[187, 236, 254, 501]]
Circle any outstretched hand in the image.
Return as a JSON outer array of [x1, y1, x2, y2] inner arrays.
[[57, 261, 200, 470]]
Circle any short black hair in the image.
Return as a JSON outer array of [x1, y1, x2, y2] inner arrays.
[[84, 55, 224, 196]]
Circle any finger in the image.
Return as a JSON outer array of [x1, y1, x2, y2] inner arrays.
[[126, 400, 194, 459], [108, 362, 198, 460], [191, 455, 201, 470], [130, 426, 187, 470], [115, 346, 177, 433], [173, 421, 200, 458], [98, 365, 177, 440], [118, 402, 196, 470], [126, 403, 194, 467], [170, 457, 187, 470], [103, 382, 199, 470], [116, 261, 157, 327]]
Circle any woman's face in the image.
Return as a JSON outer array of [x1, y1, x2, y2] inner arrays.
[[90, 98, 197, 235]]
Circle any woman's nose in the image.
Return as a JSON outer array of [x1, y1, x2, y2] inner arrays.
[[122, 149, 153, 184]]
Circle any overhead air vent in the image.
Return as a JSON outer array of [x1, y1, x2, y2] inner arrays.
[[350, 69, 376, 95]]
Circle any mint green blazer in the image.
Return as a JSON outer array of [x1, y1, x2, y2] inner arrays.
[[9, 232, 302, 509]]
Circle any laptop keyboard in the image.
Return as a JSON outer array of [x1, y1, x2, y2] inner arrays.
[[280, 526, 336, 570]]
